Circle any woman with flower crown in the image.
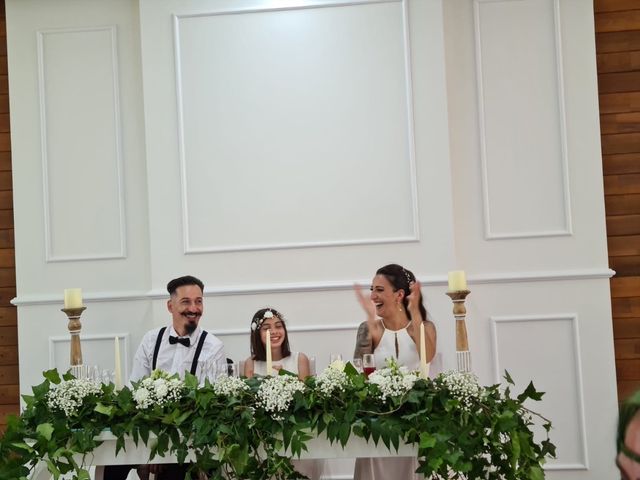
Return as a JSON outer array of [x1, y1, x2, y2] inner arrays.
[[352, 263, 437, 480], [243, 307, 310, 379], [244, 307, 321, 479]]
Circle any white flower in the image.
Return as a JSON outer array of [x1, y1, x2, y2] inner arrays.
[[154, 379, 168, 398], [436, 370, 481, 412], [256, 374, 305, 418], [328, 359, 345, 371], [263, 310, 274, 319], [46, 378, 102, 417], [316, 364, 349, 396], [213, 375, 250, 397], [132, 370, 185, 410], [368, 365, 418, 402], [133, 387, 149, 404]]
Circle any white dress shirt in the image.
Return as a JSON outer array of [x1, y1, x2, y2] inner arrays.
[[129, 325, 225, 382]]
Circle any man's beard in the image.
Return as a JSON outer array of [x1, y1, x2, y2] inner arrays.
[[184, 322, 197, 334]]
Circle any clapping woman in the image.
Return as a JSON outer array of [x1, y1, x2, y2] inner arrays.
[[353, 263, 437, 479]]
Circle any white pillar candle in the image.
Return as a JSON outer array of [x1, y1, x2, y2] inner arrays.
[[447, 271, 467, 292], [114, 336, 122, 389], [63, 288, 83, 309], [266, 329, 272, 375], [419, 322, 429, 379]]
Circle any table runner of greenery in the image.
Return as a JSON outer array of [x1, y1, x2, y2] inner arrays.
[[0, 360, 555, 480]]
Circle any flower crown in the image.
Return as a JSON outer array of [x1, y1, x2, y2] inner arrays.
[[251, 308, 277, 331], [401, 266, 414, 287]]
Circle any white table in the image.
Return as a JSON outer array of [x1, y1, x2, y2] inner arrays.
[[31, 431, 418, 480]]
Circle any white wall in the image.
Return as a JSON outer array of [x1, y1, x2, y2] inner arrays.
[[6, 0, 617, 478]]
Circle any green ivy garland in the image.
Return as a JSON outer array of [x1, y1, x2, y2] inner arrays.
[[0, 365, 555, 480]]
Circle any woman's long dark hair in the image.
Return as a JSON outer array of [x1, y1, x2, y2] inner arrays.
[[250, 307, 291, 361], [376, 264, 427, 322]]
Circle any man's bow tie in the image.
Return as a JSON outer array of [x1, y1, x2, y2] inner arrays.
[[169, 336, 190, 347]]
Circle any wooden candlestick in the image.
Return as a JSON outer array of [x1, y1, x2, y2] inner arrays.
[[61, 307, 86, 366], [445, 290, 472, 372]]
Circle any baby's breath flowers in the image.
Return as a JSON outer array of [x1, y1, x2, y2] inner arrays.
[[132, 370, 185, 410], [316, 360, 350, 396], [368, 359, 418, 402], [256, 374, 305, 418], [46, 378, 102, 416], [436, 370, 482, 412], [213, 375, 250, 397]]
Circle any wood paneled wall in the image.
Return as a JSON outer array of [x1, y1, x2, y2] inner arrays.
[[595, 0, 640, 402], [0, 0, 17, 431]]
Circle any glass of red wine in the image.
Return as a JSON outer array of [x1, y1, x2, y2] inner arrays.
[[363, 354, 376, 378]]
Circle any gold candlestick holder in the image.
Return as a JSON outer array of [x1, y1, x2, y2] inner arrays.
[[61, 307, 86, 366], [445, 290, 472, 372]]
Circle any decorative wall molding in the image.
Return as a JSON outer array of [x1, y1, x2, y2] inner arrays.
[[11, 268, 614, 306], [211, 323, 360, 337], [172, 0, 420, 253], [49, 333, 131, 384], [490, 313, 588, 470], [36, 25, 127, 262], [473, 0, 572, 240]]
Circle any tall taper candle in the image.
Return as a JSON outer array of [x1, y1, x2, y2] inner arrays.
[[266, 329, 272, 375], [64, 288, 83, 309], [419, 322, 429, 379], [114, 336, 122, 389]]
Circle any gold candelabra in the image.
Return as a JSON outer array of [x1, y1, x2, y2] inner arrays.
[[445, 290, 472, 372], [61, 307, 86, 366]]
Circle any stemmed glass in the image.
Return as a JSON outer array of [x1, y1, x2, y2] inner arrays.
[[351, 357, 363, 373], [329, 353, 343, 363], [362, 354, 376, 378]]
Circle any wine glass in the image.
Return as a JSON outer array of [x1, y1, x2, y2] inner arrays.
[[352, 357, 363, 373], [329, 353, 343, 363], [362, 354, 376, 378]]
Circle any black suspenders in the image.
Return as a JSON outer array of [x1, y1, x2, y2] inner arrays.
[[152, 327, 167, 370], [152, 327, 209, 375], [190, 331, 208, 375]]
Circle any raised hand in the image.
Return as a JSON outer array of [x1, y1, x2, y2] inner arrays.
[[407, 280, 422, 315], [354, 283, 376, 321]]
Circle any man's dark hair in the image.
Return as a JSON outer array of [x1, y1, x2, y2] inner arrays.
[[167, 275, 204, 296]]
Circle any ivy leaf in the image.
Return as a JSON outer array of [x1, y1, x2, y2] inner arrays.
[[45, 459, 61, 479], [94, 403, 113, 416], [10, 442, 34, 453], [43, 369, 62, 384], [36, 423, 54, 441], [510, 433, 521, 469], [517, 382, 544, 402], [77, 469, 91, 480], [529, 465, 544, 480], [503, 370, 514, 385], [419, 432, 436, 449]]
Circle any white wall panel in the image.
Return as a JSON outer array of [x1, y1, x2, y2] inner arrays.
[[491, 314, 587, 470], [7, 1, 619, 479], [175, 1, 419, 252], [474, 0, 570, 239], [37, 26, 126, 260], [139, 0, 456, 288]]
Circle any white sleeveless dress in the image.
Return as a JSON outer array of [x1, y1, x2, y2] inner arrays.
[[354, 322, 424, 480], [253, 352, 300, 376]]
